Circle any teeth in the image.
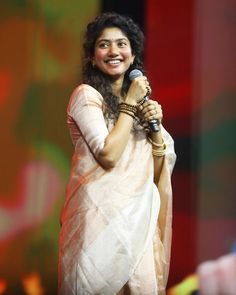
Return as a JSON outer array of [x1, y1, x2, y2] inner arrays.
[[107, 60, 121, 64]]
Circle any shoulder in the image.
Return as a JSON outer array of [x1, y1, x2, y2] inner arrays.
[[72, 84, 103, 101], [68, 84, 104, 110]]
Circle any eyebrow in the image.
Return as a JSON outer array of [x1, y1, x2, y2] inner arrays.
[[96, 37, 129, 44]]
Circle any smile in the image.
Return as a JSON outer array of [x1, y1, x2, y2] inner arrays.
[[105, 59, 122, 65]]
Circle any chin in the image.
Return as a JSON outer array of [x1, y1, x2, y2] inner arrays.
[[107, 69, 126, 78], [109, 73, 124, 81]]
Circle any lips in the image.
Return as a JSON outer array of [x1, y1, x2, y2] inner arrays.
[[105, 59, 122, 65]]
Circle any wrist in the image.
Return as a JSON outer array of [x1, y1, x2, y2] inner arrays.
[[150, 131, 163, 144], [147, 133, 166, 157], [124, 96, 137, 105], [119, 102, 137, 119]]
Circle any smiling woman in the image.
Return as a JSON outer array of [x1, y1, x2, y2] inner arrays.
[[58, 12, 176, 295], [93, 28, 135, 80]]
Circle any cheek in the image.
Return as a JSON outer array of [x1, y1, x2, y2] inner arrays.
[[122, 49, 133, 59], [94, 50, 105, 62]]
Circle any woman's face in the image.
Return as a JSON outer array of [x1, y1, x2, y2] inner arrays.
[[93, 27, 135, 82]]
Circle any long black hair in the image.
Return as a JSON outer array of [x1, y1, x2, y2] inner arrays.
[[82, 12, 145, 120]]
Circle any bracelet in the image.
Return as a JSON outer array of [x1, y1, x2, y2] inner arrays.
[[119, 102, 137, 113], [137, 98, 146, 106], [119, 106, 136, 114], [152, 148, 166, 157], [119, 102, 137, 119], [119, 110, 136, 119], [147, 136, 166, 157], [147, 136, 166, 149]]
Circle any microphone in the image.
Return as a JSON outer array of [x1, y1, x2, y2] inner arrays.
[[128, 69, 160, 132]]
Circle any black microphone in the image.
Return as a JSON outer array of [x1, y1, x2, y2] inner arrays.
[[128, 69, 160, 132]]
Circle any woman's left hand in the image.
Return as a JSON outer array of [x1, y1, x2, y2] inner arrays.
[[138, 99, 163, 124]]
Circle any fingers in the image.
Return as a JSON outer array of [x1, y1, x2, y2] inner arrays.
[[145, 85, 151, 96], [132, 76, 152, 99], [126, 76, 152, 104], [138, 100, 163, 122], [143, 77, 151, 95]]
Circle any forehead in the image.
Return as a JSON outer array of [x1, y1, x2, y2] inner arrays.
[[97, 27, 129, 41]]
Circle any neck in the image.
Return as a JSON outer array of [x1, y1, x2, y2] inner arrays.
[[111, 76, 124, 98]]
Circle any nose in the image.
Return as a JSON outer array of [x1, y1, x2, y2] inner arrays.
[[108, 43, 118, 56]]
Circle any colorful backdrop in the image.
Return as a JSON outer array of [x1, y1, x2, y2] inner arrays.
[[145, 1, 236, 290], [0, 0, 235, 294]]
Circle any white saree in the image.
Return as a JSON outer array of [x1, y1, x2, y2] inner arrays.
[[58, 84, 176, 295]]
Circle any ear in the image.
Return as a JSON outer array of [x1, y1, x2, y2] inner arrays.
[[91, 58, 95, 67], [131, 55, 135, 65]]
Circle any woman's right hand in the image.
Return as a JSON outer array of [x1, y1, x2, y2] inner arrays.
[[125, 76, 151, 105]]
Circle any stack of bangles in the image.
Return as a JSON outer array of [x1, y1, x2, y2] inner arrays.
[[148, 136, 166, 157], [119, 102, 137, 119]]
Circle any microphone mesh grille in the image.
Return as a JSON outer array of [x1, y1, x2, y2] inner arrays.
[[128, 69, 143, 80]]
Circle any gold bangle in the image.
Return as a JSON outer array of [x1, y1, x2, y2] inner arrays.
[[147, 136, 166, 149], [152, 148, 166, 157], [147, 135, 166, 157]]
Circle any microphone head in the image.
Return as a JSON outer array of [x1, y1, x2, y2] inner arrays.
[[129, 69, 143, 80]]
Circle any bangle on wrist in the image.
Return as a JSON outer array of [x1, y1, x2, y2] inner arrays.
[[147, 136, 166, 157], [119, 110, 136, 119], [119, 102, 137, 113], [119, 102, 137, 119]]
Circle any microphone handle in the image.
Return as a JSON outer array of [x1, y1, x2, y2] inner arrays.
[[143, 96, 160, 132]]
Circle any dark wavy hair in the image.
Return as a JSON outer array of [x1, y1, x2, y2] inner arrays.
[[82, 12, 145, 119]]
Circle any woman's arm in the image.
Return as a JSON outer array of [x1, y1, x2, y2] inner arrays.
[[150, 131, 165, 184], [97, 112, 134, 168], [138, 99, 165, 183], [98, 77, 148, 169], [70, 78, 148, 170]]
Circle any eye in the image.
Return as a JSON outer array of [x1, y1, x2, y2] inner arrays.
[[98, 42, 109, 49], [118, 41, 127, 47]]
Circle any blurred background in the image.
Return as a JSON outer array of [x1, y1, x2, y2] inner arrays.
[[0, 0, 235, 294]]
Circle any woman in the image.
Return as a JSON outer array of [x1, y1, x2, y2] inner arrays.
[[58, 12, 176, 295]]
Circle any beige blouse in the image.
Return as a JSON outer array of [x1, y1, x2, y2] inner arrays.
[[58, 84, 176, 295]]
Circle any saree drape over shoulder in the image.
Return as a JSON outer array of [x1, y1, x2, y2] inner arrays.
[[58, 84, 176, 295]]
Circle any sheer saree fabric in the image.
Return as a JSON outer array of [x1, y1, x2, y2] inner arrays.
[[58, 84, 176, 295]]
